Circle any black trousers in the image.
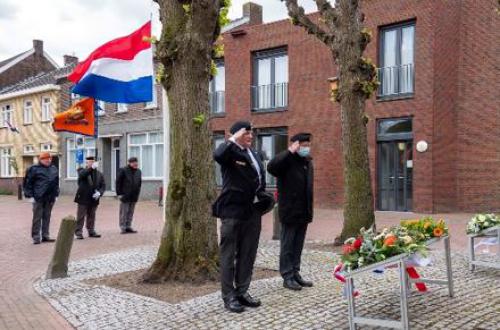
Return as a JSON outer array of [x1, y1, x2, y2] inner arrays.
[[280, 222, 308, 280], [32, 200, 55, 240], [219, 209, 261, 301], [75, 204, 98, 235]]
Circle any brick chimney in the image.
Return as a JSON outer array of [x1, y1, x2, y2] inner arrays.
[[243, 2, 262, 26], [63, 55, 79, 66], [33, 40, 43, 55]]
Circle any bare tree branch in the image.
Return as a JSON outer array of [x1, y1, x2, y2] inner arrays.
[[283, 0, 334, 45]]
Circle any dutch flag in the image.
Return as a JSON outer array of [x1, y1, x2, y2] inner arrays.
[[68, 21, 153, 104]]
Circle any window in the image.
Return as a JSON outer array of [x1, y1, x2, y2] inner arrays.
[[97, 100, 106, 116], [378, 21, 415, 97], [41, 143, 53, 152], [0, 147, 14, 177], [71, 93, 82, 105], [209, 61, 225, 114], [252, 48, 288, 111], [145, 85, 158, 108], [1, 104, 13, 128], [23, 145, 35, 154], [213, 133, 225, 186], [41, 97, 52, 122], [24, 100, 33, 124], [254, 128, 288, 186], [128, 131, 164, 179], [117, 103, 128, 113], [67, 137, 96, 178]]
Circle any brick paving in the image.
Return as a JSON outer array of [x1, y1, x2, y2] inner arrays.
[[0, 195, 488, 329]]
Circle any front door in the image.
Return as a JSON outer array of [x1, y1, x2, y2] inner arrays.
[[376, 118, 413, 211], [111, 139, 120, 191]]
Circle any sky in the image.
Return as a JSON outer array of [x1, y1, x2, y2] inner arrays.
[[0, 0, 318, 66]]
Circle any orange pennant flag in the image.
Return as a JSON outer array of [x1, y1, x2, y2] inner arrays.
[[53, 97, 96, 136]]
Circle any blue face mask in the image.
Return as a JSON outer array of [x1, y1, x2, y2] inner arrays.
[[297, 146, 310, 157]]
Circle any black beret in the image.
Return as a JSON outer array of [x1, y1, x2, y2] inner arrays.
[[230, 121, 252, 134], [128, 157, 138, 163], [290, 133, 311, 142], [85, 156, 95, 160]]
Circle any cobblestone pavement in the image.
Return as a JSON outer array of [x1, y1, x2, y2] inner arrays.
[[0, 195, 488, 329], [35, 242, 499, 330]]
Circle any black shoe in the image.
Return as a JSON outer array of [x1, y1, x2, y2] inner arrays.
[[120, 229, 128, 234], [88, 232, 101, 238], [294, 273, 313, 287], [283, 278, 302, 291], [75, 234, 84, 240], [125, 228, 138, 234], [42, 237, 56, 243], [33, 239, 41, 245], [224, 297, 245, 313], [237, 293, 261, 307]]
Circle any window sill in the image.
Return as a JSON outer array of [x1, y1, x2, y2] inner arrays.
[[251, 108, 288, 114], [210, 113, 226, 118], [144, 105, 158, 110], [65, 178, 77, 181], [23, 123, 33, 126], [115, 111, 128, 114], [376, 94, 414, 102], [41, 120, 52, 123]]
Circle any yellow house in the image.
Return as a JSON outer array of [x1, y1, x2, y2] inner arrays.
[[0, 70, 64, 184]]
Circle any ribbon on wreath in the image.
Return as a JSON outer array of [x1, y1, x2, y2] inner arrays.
[[333, 263, 427, 297]]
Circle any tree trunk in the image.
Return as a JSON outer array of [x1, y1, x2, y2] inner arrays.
[[283, 0, 376, 242], [336, 1, 375, 240], [144, 0, 223, 283]]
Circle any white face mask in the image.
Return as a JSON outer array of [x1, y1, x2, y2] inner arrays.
[[297, 146, 310, 157]]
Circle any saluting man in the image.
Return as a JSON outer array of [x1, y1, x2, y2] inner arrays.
[[74, 156, 105, 239], [213, 120, 274, 313], [267, 133, 314, 291]]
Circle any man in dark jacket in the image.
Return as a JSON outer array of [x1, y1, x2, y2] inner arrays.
[[24, 152, 59, 244], [115, 157, 142, 234], [74, 156, 105, 239], [267, 133, 314, 290], [213, 120, 270, 313]]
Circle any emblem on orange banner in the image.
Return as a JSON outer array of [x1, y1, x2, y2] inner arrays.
[[52, 97, 97, 137]]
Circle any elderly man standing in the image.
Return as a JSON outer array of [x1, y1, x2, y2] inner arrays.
[[116, 157, 142, 234], [213, 121, 274, 313], [267, 133, 314, 291], [24, 152, 59, 244], [74, 156, 105, 239]]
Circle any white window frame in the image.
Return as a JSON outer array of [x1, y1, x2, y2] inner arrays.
[[66, 137, 96, 179], [117, 103, 128, 113], [23, 144, 35, 154], [145, 85, 158, 109], [71, 93, 82, 104], [1, 104, 13, 128], [41, 96, 52, 122], [40, 143, 53, 152], [0, 147, 14, 177], [97, 100, 106, 116], [23, 100, 33, 125], [127, 131, 164, 179]]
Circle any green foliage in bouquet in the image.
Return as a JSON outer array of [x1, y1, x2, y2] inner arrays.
[[466, 214, 500, 234]]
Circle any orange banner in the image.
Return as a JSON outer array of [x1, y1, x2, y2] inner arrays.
[[52, 97, 96, 136]]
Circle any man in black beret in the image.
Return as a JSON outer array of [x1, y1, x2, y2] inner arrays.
[[267, 133, 314, 291], [74, 155, 105, 239], [116, 157, 142, 234], [213, 120, 273, 313]]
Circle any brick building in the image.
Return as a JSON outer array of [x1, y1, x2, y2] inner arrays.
[[0, 40, 58, 90], [210, 0, 499, 213]]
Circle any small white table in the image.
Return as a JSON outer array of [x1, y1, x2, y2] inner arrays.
[[468, 225, 500, 271], [343, 236, 454, 330]]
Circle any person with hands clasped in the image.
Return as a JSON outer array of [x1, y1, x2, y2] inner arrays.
[[267, 133, 314, 291], [213, 121, 275, 313], [74, 156, 105, 239]]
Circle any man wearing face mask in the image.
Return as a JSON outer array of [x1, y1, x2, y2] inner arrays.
[[267, 133, 314, 291]]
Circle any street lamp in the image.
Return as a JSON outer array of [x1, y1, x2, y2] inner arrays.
[[328, 76, 339, 102]]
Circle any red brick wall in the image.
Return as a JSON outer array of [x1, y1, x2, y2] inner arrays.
[[455, 0, 500, 212], [0, 53, 56, 89], [212, 0, 499, 212]]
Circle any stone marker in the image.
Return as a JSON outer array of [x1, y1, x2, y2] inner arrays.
[[46, 216, 77, 279]]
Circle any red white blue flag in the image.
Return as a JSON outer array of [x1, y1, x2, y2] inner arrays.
[[68, 21, 153, 104]]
